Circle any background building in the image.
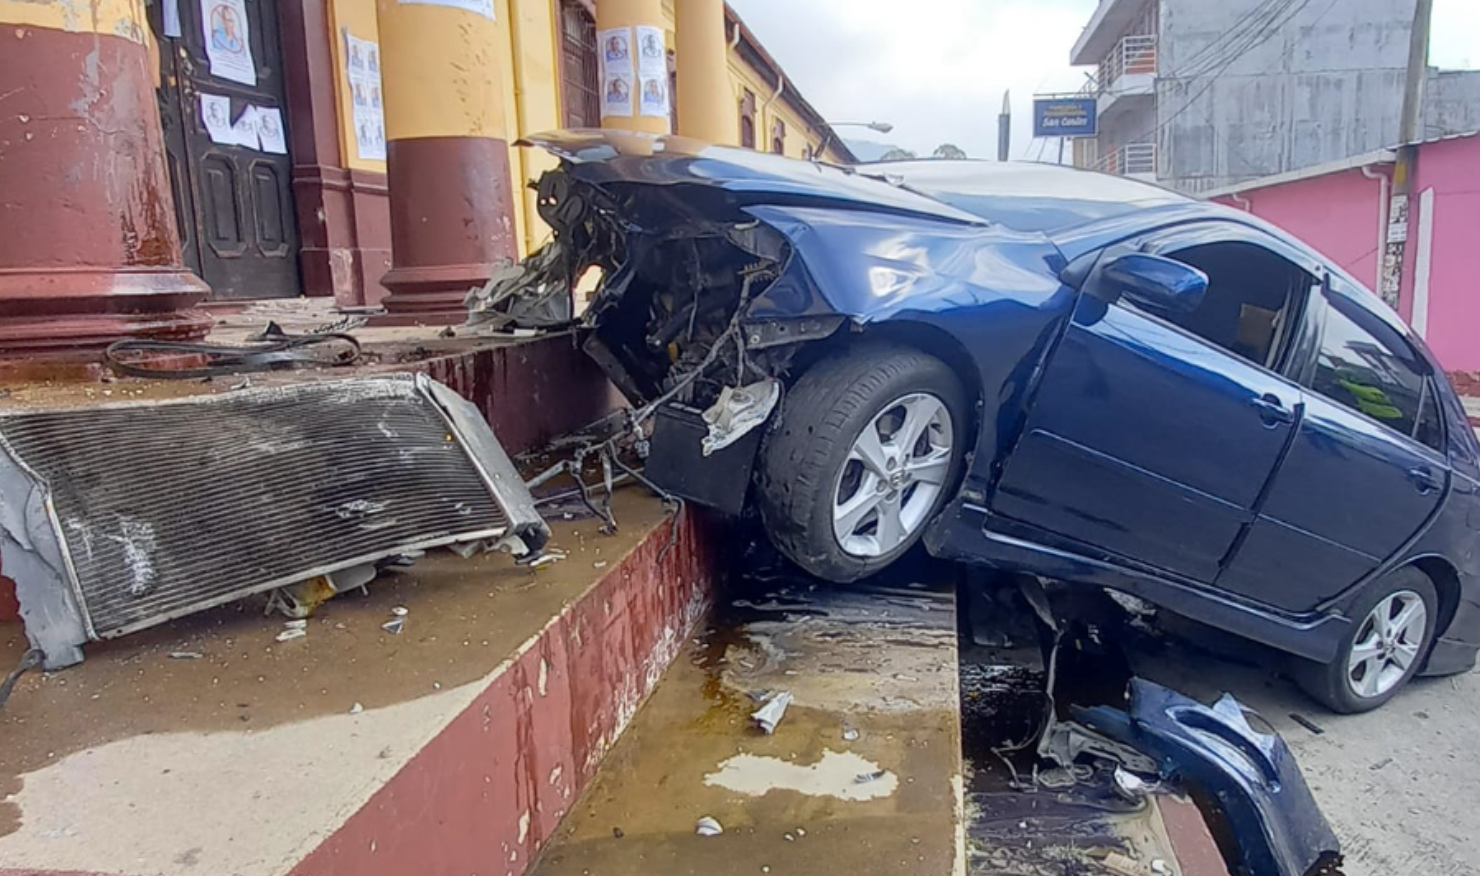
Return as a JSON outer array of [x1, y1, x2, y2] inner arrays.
[[1069, 0, 1480, 193], [0, 0, 853, 352]]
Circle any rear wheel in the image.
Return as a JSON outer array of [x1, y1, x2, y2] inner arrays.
[[756, 344, 968, 582], [1294, 566, 1437, 714]]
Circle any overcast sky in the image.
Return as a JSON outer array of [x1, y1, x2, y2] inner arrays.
[[726, 0, 1480, 161]]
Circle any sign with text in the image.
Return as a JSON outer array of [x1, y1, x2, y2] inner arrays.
[[1032, 98, 1097, 138]]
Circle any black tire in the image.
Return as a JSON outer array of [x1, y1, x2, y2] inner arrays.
[[1293, 566, 1438, 714], [755, 343, 968, 583]]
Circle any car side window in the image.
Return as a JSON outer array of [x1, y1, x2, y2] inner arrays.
[[1141, 240, 1310, 372], [1309, 281, 1435, 448]]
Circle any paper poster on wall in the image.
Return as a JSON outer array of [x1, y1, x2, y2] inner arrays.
[[638, 75, 669, 118], [163, 0, 183, 37], [344, 31, 387, 161], [635, 25, 666, 76], [254, 106, 288, 154], [597, 27, 634, 118], [602, 73, 634, 118], [397, 0, 494, 20], [199, 93, 236, 145], [230, 105, 260, 150], [200, 0, 256, 86]]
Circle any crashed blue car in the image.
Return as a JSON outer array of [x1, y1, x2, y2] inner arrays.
[[499, 131, 1480, 713]]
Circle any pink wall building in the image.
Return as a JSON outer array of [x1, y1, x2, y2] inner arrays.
[[1209, 132, 1480, 381]]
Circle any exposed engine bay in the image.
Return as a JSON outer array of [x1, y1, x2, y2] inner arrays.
[[466, 168, 845, 417]]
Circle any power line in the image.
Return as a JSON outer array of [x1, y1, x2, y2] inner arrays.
[[1096, 0, 1316, 172], [1169, 0, 1290, 79], [1215, 0, 1345, 175]]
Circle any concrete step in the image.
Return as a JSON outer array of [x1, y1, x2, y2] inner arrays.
[[531, 576, 965, 876], [0, 489, 717, 876]]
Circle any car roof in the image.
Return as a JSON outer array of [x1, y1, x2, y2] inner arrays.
[[856, 160, 1193, 233]]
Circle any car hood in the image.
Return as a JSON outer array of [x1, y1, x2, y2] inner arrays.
[[520, 130, 990, 227]]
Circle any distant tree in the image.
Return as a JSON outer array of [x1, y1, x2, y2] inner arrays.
[[878, 147, 918, 161], [932, 143, 967, 159]]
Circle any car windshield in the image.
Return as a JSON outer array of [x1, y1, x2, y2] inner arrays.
[[857, 160, 1190, 232]]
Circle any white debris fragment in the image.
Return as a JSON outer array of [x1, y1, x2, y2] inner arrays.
[[168, 651, 203, 660], [695, 816, 723, 837], [275, 627, 306, 642], [382, 617, 405, 635], [841, 726, 860, 742], [1150, 860, 1173, 876], [751, 691, 794, 734], [1113, 766, 1150, 801], [700, 379, 781, 456], [350, 702, 364, 715], [390, 606, 409, 617]]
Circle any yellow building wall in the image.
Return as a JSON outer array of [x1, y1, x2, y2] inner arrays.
[[324, 0, 838, 256], [0, 0, 147, 40], [726, 54, 841, 162], [329, 0, 385, 174], [329, 0, 562, 255]]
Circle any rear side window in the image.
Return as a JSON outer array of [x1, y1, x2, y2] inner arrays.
[[1310, 284, 1435, 448]]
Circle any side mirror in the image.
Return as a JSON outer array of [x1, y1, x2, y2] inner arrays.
[[1088, 253, 1208, 314]]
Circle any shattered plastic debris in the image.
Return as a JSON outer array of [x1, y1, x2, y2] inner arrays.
[[700, 379, 781, 457], [275, 627, 306, 642], [1113, 766, 1150, 801], [464, 239, 575, 331], [168, 651, 203, 660], [447, 540, 485, 559], [841, 726, 860, 742], [855, 770, 887, 784], [390, 606, 409, 617], [382, 617, 405, 635], [523, 552, 564, 569], [695, 816, 723, 837], [1151, 860, 1173, 876], [751, 690, 793, 734], [350, 702, 364, 715]]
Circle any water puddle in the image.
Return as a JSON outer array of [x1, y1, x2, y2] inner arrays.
[[704, 749, 899, 801]]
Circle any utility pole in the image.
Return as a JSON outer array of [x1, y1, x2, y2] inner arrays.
[[1398, 0, 1433, 146], [1381, 0, 1434, 310], [997, 90, 1011, 162]]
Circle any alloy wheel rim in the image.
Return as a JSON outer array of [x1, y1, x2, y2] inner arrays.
[[1346, 590, 1427, 699], [832, 392, 954, 558]]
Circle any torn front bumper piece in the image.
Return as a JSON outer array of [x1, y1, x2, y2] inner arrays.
[[1078, 678, 1341, 876], [0, 374, 548, 669]]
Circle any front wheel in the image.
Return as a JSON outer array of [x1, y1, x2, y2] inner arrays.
[[1294, 566, 1438, 714], [756, 344, 968, 583]]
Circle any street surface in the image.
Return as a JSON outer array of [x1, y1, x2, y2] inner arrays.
[[1126, 622, 1480, 876]]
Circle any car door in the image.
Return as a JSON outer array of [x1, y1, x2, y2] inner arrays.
[[1214, 275, 1449, 612], [990, 223, 1316, 584]]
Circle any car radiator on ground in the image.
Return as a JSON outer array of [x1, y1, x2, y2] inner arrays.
[[0, 373, 547, 668]]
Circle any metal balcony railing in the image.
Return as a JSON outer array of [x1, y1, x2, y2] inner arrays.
[[1096, 142, 1157, 176], [1097, 33, 1157, 92]]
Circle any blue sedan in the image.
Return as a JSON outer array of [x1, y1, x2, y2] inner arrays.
[[507, 131, 1480, 713]]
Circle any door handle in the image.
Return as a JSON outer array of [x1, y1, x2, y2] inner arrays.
[[1248, 394, 1294, 424], [1408, 466, 1441, 494]]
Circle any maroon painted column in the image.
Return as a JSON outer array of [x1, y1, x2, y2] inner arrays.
[[0, 17, 210, 356], [374, 0, 519, 326]]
